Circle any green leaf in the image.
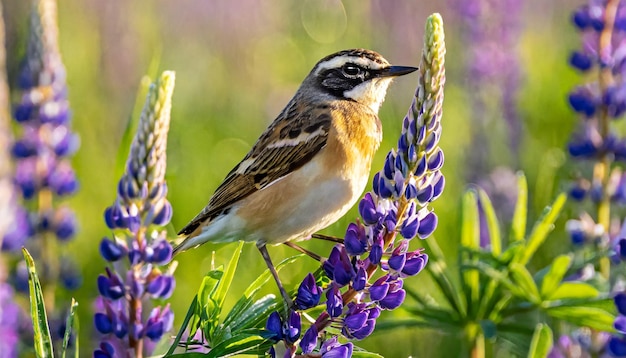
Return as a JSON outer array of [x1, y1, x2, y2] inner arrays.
[[539, 255, 572, 299], [205, 331, 272, 357], [219, 255, 301, 339], [510, 264, 540, 303], [518, 193, 567, 265], [467, 262, 521, 297], [61, 298, 79, 358], [546, 306, 615, 332], [243, 254, 301, 298], [548, 282, 599, 301], [527, 324, 553, 358], [214, 242, 244, 308], [23, 248, 54, 358], [403, 304, 461, 327], [461, 190, 480, 312], [511, 172, 528, 242], [461, 190, 480, 250], [477, 189, 502, 255], [352, 352, 385, 358], [376, 318, 460, 331], [422, 238, 466, 317], [165, 295, 199, 355], [198, 270, 223, 310]]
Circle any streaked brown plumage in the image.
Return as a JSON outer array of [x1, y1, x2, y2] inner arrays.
[[173, 49, 417, 307]]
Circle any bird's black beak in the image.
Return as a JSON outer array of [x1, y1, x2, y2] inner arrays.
[[379, 65, 419, 78]]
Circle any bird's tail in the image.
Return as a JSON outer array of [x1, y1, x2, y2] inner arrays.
[[171, 228, 212, 256], [172, 239, 186, 256]]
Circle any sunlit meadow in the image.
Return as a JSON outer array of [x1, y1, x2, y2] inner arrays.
[[2, 0, 622, 357]]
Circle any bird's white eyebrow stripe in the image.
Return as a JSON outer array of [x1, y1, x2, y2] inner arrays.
[[315, 56, 387, 74]]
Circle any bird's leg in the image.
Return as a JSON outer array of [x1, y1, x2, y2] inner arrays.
[[283, 242, 322, 261], [311, 233, 344, 243], [257, 242, 293, 313]]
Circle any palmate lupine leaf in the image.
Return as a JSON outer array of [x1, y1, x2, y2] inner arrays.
[[509, 264, 541, 304], [538, 255, 572, 299], [220, 255, 302, 334], [516, 193, 567, 266], [167, 250, 302, 356], [23, 247, 54, 358], [527, 324, 553, 358], [201, 241, 245, 342]]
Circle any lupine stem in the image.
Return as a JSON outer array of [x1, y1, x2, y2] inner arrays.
[[596, 0, 619, 279]]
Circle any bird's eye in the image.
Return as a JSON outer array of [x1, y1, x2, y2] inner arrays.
[[342, 64, 361, 77]]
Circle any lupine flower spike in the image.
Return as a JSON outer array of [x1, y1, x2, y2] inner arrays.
[[0, 2, 26, 354], [566, 0, 626, 251], [94, 71, 176, 358], [267, 13, 446, 357], [559, 0, 626, 355], [8, 0, 79, 315]]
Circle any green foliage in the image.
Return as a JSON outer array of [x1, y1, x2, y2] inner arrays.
[[61, 298, 79, 358], [23, 247, 54, 357], [392, 174, 615, 355], [527, 324, 553, 358], [23, 248, 79, 358], [165, 242, 303, 356]]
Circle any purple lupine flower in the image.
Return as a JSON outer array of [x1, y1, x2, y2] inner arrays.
[[566, 0, 626, 224], [549, 329, 611, 357], [6, 0, 81, 322], [295, 273, 322, 310], [0, 280, 21, 358], [611, 292, 626, 356], [266, 14, 446, 356], [94, 72, 176, 357]]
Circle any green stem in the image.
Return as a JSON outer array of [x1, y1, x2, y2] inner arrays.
[[465, 323, 485, 358], [39, 187, 57, 314], [596, 0, 619, 280]]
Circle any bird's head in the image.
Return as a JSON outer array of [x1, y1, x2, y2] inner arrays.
[[303, 49, 417, 113]]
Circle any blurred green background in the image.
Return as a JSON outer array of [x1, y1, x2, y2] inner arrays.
[[2, 0, 586, 356]]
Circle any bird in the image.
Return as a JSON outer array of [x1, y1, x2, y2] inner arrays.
[[173, 48, 417, 308]]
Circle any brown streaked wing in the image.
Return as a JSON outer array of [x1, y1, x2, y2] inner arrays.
[[177, 101, 333, 236]]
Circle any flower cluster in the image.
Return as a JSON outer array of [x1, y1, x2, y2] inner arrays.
[[608, 292, 626, 355], [549, 329, 611, 358], [266, 14, 446, 357], [0, 277, 21, 357], [567, 1, 626, 208], [4, 0, 79, 301], [94, 71, 176, 358], [559, 1, 626, 356]]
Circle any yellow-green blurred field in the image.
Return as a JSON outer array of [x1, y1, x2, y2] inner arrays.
[[2, 0, 586, 356]]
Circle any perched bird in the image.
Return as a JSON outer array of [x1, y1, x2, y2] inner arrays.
[[174, 48, 417, 307]]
